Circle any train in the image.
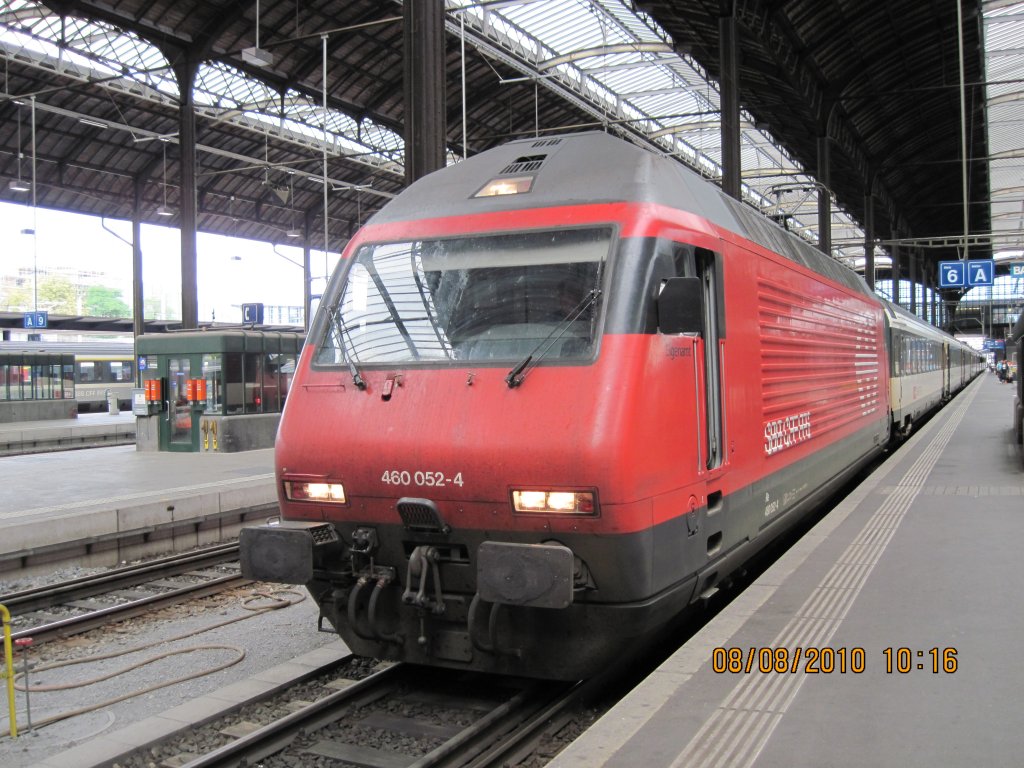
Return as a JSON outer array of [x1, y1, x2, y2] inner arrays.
[[0, 341, 135, 411], [240, 131, 984, 680]]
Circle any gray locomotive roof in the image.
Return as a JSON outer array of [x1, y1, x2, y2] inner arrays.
[[882, 298, 949, 342], [369, 132, 872, 299]]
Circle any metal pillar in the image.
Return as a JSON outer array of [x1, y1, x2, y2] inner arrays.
[[303, 209, 315, 333], [923, 265, 930, 323], [927, 266, 936, 324], [132, 176, 145, 341], [863, 192, 874, 291], [175, 59, 199, 329], [891, 239, 901, 306], [817, 136, 831, 255], [719, 1, 741, 200], [403, 0, 446, 186], [913, 249, 921, 315]]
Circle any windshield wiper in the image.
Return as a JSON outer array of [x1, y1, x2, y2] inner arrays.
[[505, 288, 602, 389], [326, 306, 367, 390]]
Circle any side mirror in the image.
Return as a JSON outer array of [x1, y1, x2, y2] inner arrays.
[[657, 276, 704, 335]]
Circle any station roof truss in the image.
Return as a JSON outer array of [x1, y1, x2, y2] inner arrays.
[[0, 0, 997, 282]]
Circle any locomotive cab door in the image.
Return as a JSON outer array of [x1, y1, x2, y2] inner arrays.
[[697, 248, 725, 471], [660, 242, 725, 472]]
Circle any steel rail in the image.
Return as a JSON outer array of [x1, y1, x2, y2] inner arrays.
[[0, 542, 240, 613], [180, 662, 406, 768]]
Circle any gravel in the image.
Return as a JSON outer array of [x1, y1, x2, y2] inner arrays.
[[0, 579, 340, 766]]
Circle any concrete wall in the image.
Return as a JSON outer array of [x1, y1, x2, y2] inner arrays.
[[203, 413, 281, 452], [0, 399, 77, 423], [135, 412, 280, 452]]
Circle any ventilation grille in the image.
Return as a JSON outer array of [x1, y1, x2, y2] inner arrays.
[[531, 138, 562, 148], [397, 498, 449, 533], [309, 523, 339, 546], [501, 154, 546, 174]]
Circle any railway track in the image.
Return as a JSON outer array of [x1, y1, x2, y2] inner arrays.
[[116, 659, 599, 768], [0, 543, 247, 643]]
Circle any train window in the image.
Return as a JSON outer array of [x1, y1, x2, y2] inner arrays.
[[63, 363, 75, 400], [78, 361, 98, 383], [244, 352, 264, 413], [316, 227, 612, 366], [49, 363, 62, 399], [110, 361, 133, 382], [223, 353, 244, 415], [263, 353, 294, 411], [203, 354, 224, 414], [31, 364, 45, 399]]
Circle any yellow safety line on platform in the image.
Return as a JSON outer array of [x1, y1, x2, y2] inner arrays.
[[0, 604, 16, 738]]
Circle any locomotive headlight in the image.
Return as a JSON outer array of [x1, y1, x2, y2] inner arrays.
[[546, 492, 577, 511], [511, 489, 597, 515], [515, 491, 549, 510], [285, 481, 347, 504]]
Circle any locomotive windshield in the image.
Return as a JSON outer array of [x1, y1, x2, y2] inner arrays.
[[314, 227, 611, 366]]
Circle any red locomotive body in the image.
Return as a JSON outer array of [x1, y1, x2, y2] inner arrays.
[[241, 132, 949, 679]]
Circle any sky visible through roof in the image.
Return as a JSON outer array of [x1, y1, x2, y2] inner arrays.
[[0, 200, 319, 327]]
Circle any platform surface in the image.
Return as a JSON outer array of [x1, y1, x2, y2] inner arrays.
[[0, 440, 275, 557], [549, 372, 1023, 768], [0, 411, 136, 453]]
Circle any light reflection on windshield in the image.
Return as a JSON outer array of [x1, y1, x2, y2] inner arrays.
[[314, 227, 611, 366]]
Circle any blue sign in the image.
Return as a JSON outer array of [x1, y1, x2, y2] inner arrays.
[[138, 355, 148, 371], [1010, 263, 1024, 278], [939, 261, 965, 288], [242, 302, 264, 325], [23, 311, 48, 328], [967, 259, 994, 286]]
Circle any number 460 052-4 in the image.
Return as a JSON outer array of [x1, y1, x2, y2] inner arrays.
[[381, 469, 464, 488]]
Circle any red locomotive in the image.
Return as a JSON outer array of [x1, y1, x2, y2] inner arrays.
[[241, 132, 981, 679]]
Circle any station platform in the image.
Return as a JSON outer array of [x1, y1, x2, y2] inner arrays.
[[0, 411, 136, 455], [0, 444, 276, 577], [549, 372, 1024, 768]]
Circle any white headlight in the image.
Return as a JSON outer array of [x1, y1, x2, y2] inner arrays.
[[511, 489, 597, 515], [286, 481, 347, 504]]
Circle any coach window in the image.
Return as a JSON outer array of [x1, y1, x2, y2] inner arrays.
[[110, 359, 133, 382]]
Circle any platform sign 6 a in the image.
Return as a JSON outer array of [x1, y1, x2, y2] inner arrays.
[[967, 259, 994, 286], [939, 261, 965, 288], [23, 310, 48, 328]]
